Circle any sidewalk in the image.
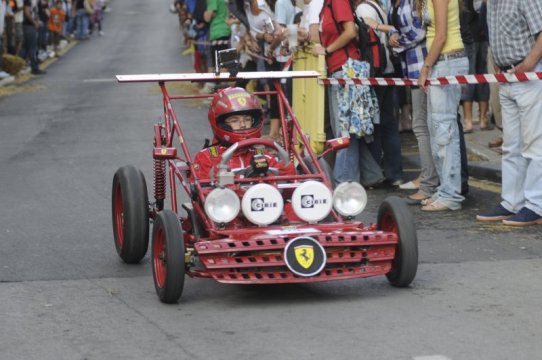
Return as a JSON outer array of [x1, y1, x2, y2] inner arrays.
[[401, 125, 503, 184]]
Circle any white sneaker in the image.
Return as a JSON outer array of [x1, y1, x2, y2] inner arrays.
[[0, 71, 11, 79], [99, 31, 104, 36]]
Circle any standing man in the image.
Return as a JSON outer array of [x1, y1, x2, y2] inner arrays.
[[23, 0, 45, 75], [477, 0, 542, 226], [204, 0, 231, 72]]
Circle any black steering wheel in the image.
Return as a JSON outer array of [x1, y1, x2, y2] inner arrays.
[[217, 138, 290, 177]]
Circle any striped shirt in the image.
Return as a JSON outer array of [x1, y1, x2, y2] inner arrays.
[[389, 0, 427, 79], [487, 0, 542, 68]]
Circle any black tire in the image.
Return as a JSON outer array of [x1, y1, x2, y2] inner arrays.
[[300, 156, 335, 188], [151, 210, 185, 304], [112, 165, 150, 264], [377, 196, 418, 287]]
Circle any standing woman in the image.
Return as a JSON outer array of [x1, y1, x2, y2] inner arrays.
[[416, 0, 468, 211], [386, 0, 439, 202], [312, 0, 382, 186]]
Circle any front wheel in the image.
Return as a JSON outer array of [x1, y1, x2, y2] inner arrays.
[[152, 210, 185, 304], [112, 165, 149, 264], [377, 196, 418, 287]]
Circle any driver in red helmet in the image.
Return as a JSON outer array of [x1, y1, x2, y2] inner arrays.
[[192, 87, 295, 179]]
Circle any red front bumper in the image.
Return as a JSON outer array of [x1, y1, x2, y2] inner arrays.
[[190, 229, 398, 284]]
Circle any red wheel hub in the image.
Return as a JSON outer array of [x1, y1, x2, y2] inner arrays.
[[113, 184, 124, 249], [380, 212, 398, 234], [153, 229, 167, 288]]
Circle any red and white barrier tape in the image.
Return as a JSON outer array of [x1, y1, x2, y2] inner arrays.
[[319, 72, 542, 86]]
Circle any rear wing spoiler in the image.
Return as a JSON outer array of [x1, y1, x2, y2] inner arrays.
[[116, 71, 321, 83]]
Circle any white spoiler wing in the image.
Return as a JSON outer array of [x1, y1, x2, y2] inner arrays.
[[116, 71, 321, 83]]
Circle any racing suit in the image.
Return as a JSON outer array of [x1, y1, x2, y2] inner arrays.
[[192, 144, 295, 179]]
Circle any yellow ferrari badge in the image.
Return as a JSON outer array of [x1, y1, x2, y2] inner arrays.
[[208, 146, 219, 158], [294, 245, 314, 269]]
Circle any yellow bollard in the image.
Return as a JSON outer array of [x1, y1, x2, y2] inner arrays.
[[292, 46, 327, 154]]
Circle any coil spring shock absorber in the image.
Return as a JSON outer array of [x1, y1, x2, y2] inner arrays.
[[154, 158, 166, 211]]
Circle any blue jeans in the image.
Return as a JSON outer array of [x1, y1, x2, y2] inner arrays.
[[329, 70, 384, 186], [76, 9, 89, 40], [427, 56, 469, 209], [23, 25, 38, 72], [499, 60, 542, 216], [370, 84, 403, 182]]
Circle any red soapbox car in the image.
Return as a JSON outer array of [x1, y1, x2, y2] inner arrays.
[[111, 70, 418, 303]]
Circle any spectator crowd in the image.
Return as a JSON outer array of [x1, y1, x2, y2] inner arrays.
[[3, 0, 540, 226], [0, 0, 108, 78], [174, 0, 542, 226]]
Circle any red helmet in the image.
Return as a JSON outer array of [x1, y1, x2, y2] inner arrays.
[[208, 87, 263, 144]]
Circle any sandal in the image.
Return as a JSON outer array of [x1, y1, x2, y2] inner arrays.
[[421, 197, 435, 206], [421, 200, 456, 212]]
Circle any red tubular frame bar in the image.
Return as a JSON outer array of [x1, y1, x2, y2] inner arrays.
[[149, 74, 338, 234]]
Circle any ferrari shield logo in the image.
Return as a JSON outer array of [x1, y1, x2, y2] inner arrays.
[[294, 245, 314, 269], [284, 237, 326, 277]]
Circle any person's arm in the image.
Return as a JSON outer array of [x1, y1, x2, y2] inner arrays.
[[312, 20, 356, 56], [356, 4, 395, 33], [513, 1, 542, 73], [203, 9, 215, 23], [512, 32, 542, 73], [24, 3, 39, 28], [204, 0, 216, 23], [418, 0, 448, 91]]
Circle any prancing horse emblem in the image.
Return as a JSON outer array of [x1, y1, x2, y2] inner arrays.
[[294, 245, 314, 269]]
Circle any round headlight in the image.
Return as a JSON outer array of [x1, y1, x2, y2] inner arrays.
[[333, 182, 367, 217], [291, 181, 333, 223], [241, 183, 284, 226], [204, 187, 240, 224]]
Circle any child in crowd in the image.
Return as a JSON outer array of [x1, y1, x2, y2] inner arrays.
[[48, 0, 65, 55]]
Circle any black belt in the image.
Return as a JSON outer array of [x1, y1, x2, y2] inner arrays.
[[500, 61, 522, 72]]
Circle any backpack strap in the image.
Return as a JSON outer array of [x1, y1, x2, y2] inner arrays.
[[365, 1, 385, 25]]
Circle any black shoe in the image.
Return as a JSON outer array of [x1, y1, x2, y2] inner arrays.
[[502, 207, 542, 226], [31, 69, 47, 75], [476, 204, 515, 222]]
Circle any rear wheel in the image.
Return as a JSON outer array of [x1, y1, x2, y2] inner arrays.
[[112, 165, 149, 264], [152, 210, 185, 304], [377, 196, 418, 287]]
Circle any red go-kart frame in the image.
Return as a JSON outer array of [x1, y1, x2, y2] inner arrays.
[[111, 71, 418, 304]]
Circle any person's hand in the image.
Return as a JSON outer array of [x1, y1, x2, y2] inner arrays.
[[389, 33, 400, 47], [311, 44, 326, 56], [265, 46, 274, 59], [298, 27, 309, 43], [418, 66, 430, 93], [263, 32, 274, 43], [509, 58, 536, 73], [247, 39, 260, 53]]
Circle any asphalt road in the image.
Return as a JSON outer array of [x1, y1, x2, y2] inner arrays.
[[1, 0, 541, 359]]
